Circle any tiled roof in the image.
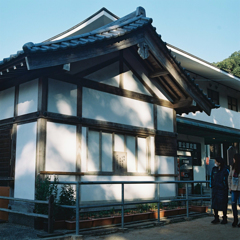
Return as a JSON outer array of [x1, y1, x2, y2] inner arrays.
[[0, 6, 218, 111], [22, 16, 152, 54]]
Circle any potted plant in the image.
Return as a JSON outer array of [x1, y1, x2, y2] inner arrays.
[[178, 183, 186, 195]]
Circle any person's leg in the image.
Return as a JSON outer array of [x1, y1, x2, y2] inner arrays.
[[232, 191, 238, 227], [236, 191, 240, 227], [211, 209, 220, 224], [221, 208, 228, 224]]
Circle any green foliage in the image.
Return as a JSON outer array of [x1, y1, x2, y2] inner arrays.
[[55, 184, 76, 220], [35, 175, 58, 215], [213, 51, 240, 77]]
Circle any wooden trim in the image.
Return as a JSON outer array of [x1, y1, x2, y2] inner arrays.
[[154, 104, 157, 130], [42, 77, 48, 114], [76, 124, 81, 173], [152, 174, 178, 177], [10, 124, 17, 178], [44, 112, 80, 125], [77, 85, 82, 118], [73, 56, 119, 78], [119, 51, 123, 89], [82, 118, 155, 137], [14, 85, 19, 118], [112, 132, 115, 171], [149, 70, 169, 78], [135, 136, 138, 172], [99, 131, 102, 171], [156, 130, 177, 138], [86, 127, 89, 172], [39, 171, 166, 177], [173, 109, 177, 133], [40, 171, 85, 176], [36, 118, 47, 176]]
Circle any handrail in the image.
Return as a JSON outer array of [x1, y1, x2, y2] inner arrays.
[[0, 180, 211, 236]]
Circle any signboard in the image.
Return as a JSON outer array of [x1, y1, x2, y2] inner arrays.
[[178, 156, 193, 180], [177, 141, 201, 166], [114, 151, 127, 173]]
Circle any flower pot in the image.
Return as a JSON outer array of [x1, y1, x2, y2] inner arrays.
[[190, 206, 208, 213], [92, 217, 114, 227], [178, 188, 186, 195]]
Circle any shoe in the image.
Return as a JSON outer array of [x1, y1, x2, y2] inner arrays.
[[232, 217, 238, 227], [237, 223, 240, 227], [211, 216, 220, 224], [221, 217, 227, 224]]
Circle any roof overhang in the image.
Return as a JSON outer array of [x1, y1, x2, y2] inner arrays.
[[167, 44, 240, 89]]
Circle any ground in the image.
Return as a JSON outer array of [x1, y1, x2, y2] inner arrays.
[[0, 214, 239, 240]]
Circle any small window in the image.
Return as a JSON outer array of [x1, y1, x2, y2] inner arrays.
[[210, 144, 221, 159], [207, 89, 219, 105], [228, 96, 238, 111]]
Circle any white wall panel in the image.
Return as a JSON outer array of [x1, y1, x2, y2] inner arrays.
[[85, 62, 119, 87], [102, 132, 112, 172], [18, 79, 38, 116], [122, 64, 151, 96], [80, 176, 155, 202], [158, 177, 176, 198], [156, 156, 175, 174], [14, 122, 37, 200], [157, 106, 174, 132], [82, 88, 154, 128], [0, 87, 14, 120], [126, 136, 136, 172], [137, 137, 147, 173], [46, 122, 76, 172], [114, 134, 124, 152], [48, 79, 77, 116], [87, 131, 100, 171]]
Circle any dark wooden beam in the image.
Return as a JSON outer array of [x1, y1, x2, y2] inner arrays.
[[149, 70, 169, 78], [25, 32, 145, 70], [144, 28, 212, 115]]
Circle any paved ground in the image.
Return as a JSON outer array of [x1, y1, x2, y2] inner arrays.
[[0, 214, 239, 240]]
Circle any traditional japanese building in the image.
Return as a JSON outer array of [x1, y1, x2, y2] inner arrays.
[[0, 6, 217, 213]]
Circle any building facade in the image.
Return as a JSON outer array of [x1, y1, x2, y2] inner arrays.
[[0, 7, 216, 212]]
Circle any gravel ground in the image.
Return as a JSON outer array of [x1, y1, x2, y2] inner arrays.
[[0, 214, 239, 240]]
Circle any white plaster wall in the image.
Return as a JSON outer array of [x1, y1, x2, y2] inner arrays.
[[178, 134, 206, 182], [87, 131, 100, 171], [122, 64, 151, 96], [156, 156, 175, 175], [0, 87, 14, 120], [45, 122, 76, 172], [123, 49, 168, 100], [80, 175, 155, 202], [181, 107, 240, 130], [114, 134, 124, 152], [48, 79, 77, 116], [158, 177, 176, 198], [157, 106, 174, 132], [137, 137, 147, 173], [18, 79, 38, 116], [126, 136, 136, 172], [102, 132, 112, 172], [14, 122, 37, 200], [82, 88, 154, 128], [85, 62, 119, 87]]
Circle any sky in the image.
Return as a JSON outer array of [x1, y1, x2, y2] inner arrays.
[[0, 0, 240, 63]]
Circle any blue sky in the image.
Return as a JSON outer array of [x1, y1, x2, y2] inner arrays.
[[0, 0, 239, 63]]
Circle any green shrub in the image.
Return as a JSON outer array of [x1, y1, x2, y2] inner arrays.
[[35, 175, 58, 215]]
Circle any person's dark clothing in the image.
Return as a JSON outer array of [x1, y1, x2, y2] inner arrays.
[[211, 165, 229, 211], [231, 191, 240, 219]]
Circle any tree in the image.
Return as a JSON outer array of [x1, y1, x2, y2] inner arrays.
[[213, 51, 240, 78]]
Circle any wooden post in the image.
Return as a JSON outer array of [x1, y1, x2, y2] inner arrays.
[[48, 194, 54, 234]]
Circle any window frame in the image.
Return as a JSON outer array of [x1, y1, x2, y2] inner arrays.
[[228, 96, 238, 112]]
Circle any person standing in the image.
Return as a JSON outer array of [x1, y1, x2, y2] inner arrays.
[[211, 156, 229, 224], [228, 153, 240, 227]]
